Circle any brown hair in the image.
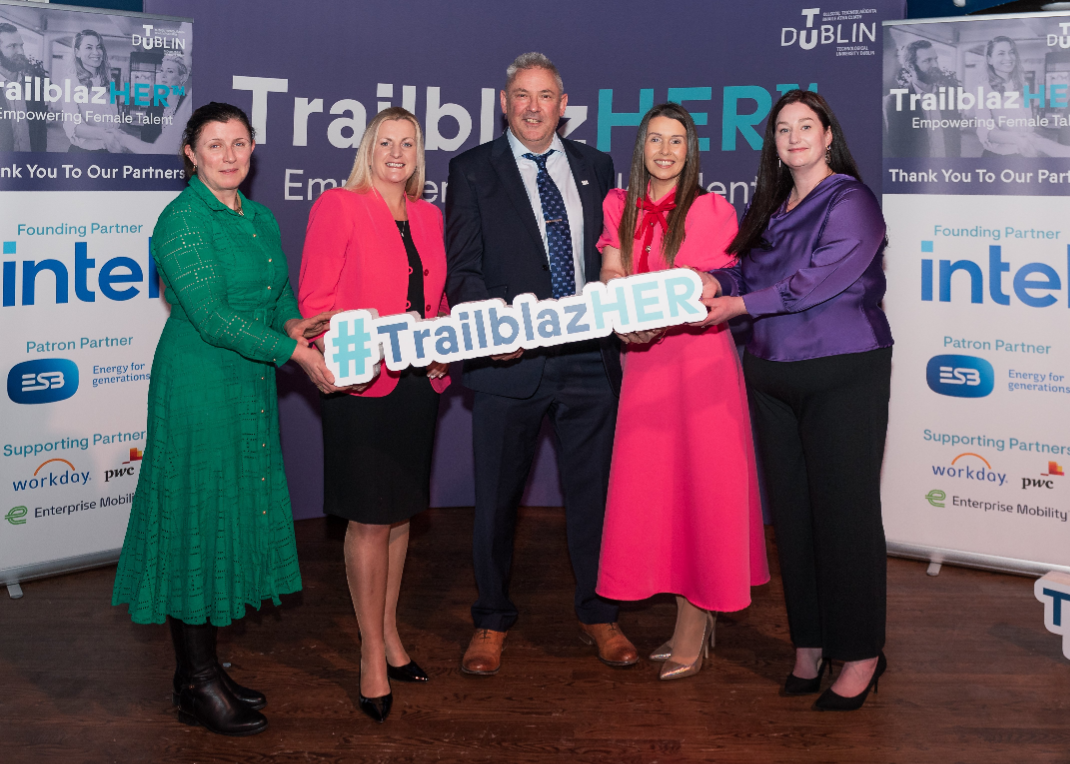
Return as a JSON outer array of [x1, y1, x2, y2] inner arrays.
[[180, 102, 255, 179], [617, 103, 706, 273], [728, 90, 860, 256]]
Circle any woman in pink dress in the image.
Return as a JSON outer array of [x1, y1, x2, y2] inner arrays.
[[595, 103, 769, 680]]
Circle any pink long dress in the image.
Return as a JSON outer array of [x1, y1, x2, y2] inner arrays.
[[595, 188, 770, 612]]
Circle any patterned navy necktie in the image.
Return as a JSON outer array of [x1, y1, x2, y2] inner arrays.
[[523, 150, 576, 298]]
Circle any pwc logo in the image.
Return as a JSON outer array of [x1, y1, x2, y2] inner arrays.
[[926, 354, 994, 398], [7, 359, 79, 404]]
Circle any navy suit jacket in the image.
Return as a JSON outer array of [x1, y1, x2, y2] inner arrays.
[[445, 133, 621, 399]]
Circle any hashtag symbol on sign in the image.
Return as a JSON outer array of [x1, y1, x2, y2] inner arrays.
[[331, 317, 374, 379]]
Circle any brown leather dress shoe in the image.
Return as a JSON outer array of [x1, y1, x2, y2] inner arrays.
[[578, 622, 639, 667], [461, 628, 507, 675]]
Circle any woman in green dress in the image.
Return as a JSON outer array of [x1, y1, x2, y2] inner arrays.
[[112, 102, 341, 736]]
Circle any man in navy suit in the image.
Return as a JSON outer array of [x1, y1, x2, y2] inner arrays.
[[446, 52, 637, 675]]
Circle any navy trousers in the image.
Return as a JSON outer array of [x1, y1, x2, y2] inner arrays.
[[470, 348, 619, 631]]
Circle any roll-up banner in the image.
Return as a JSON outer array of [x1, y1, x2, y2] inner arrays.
[[144, 0, 906, 517], [0, 0, 190, 589], [882, 12, 1070, 576]]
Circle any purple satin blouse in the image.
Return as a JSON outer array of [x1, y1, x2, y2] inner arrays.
[[713, 174, 893, 362]]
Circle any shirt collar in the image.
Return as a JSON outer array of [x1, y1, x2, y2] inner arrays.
[[189, 173, 256, 219], [507, 129, 565, 162]]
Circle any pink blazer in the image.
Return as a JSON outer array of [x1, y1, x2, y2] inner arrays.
[[298, 187, 450, 397]]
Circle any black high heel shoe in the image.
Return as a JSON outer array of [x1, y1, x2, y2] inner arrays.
[[358, 691, 393, 723], [783, 657, 830, 696], [812, 652, 886, 711], [358, 661, 393, 723], [387, 660, 429, 683]]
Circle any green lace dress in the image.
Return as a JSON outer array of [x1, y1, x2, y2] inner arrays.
[[113, 175, 303, 626]]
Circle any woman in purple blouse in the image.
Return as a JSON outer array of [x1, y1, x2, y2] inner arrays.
[[700, 90, 893, 711]]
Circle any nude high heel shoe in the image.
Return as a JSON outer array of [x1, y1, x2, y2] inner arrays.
[[650, 612, 717, 662], [658, 612, 716, 680]]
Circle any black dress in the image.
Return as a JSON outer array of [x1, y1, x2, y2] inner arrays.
[[320, 220, 441, 525]]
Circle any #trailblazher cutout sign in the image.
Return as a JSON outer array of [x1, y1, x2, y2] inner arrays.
[[324, 269, 706, 385]]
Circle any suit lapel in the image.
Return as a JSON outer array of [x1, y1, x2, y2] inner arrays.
[[490, 135, 545, 253]]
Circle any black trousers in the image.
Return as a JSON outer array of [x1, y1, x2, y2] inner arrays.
[[744, 347, 891, 661], [471, 348, 618, 631]]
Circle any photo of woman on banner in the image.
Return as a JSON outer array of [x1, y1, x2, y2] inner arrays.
[[975, 35, 1070, 158], [114, 51, 191, 155], [60, 29, 122, 153], [698, 90, 893, 711], [594, 102, 769, 682], [298, 106, 450, 724], [112, 102, 342, 737]]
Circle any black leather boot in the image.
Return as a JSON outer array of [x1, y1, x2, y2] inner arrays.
[[168, 618, 266, 710], [176, 621, 268, 736]]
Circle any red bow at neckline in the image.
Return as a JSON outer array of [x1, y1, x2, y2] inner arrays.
[[633, 189, 676, 273]]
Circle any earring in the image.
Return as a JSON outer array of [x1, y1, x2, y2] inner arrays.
[[778, 158, 782, 169], [825, 145, 831, 163]]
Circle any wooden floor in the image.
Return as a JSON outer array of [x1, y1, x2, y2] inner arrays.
[[2, 508, 1068, 764]]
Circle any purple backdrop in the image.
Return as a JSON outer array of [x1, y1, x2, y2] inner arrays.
[[146, 0, 905, 518]]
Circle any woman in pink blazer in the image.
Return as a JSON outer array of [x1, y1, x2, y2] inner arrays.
[[298, 107, 448, 724]]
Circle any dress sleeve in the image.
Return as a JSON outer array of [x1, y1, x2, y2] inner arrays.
[[742, 185, 886, 317], [685, 193, 739, 270], [154, 201, 298, 366], [261, 209, 302, 334], [272, 280, 301, 335], [597, 189, 627, 253]]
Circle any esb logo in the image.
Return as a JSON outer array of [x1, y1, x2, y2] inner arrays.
[[6, 359, 79, 404], [926, 355, 994, 398]]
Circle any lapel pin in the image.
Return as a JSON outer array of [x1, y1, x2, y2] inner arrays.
[[581, 180, 589, 185]]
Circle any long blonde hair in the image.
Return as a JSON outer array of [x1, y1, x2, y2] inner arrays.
[[344, 107, 425, 200]]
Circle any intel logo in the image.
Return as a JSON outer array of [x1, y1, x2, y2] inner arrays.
[[926, 354, 994, 398], [7, 359, 79, 404]]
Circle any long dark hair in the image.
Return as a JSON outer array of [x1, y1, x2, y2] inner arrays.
[[71, 30, 110, 88], [618, 103, 706, 273], [181, 102, 255, 178], [728, 90, 860, 256]]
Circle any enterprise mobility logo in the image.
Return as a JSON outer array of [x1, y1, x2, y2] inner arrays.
[[7, 358, 78, 404], [926, 354, 994, 398], [6, 505, 28, 525]]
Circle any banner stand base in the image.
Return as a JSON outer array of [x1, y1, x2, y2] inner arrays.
[[889, 541, 1069, 579], [0, 549, 121, 597]]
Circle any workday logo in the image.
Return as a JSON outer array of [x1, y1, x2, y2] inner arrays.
[[931, 452, 1006, 486], [7, 359, 79, 404], [12, 458, 91, 492], [926, 354, 994, 398]]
